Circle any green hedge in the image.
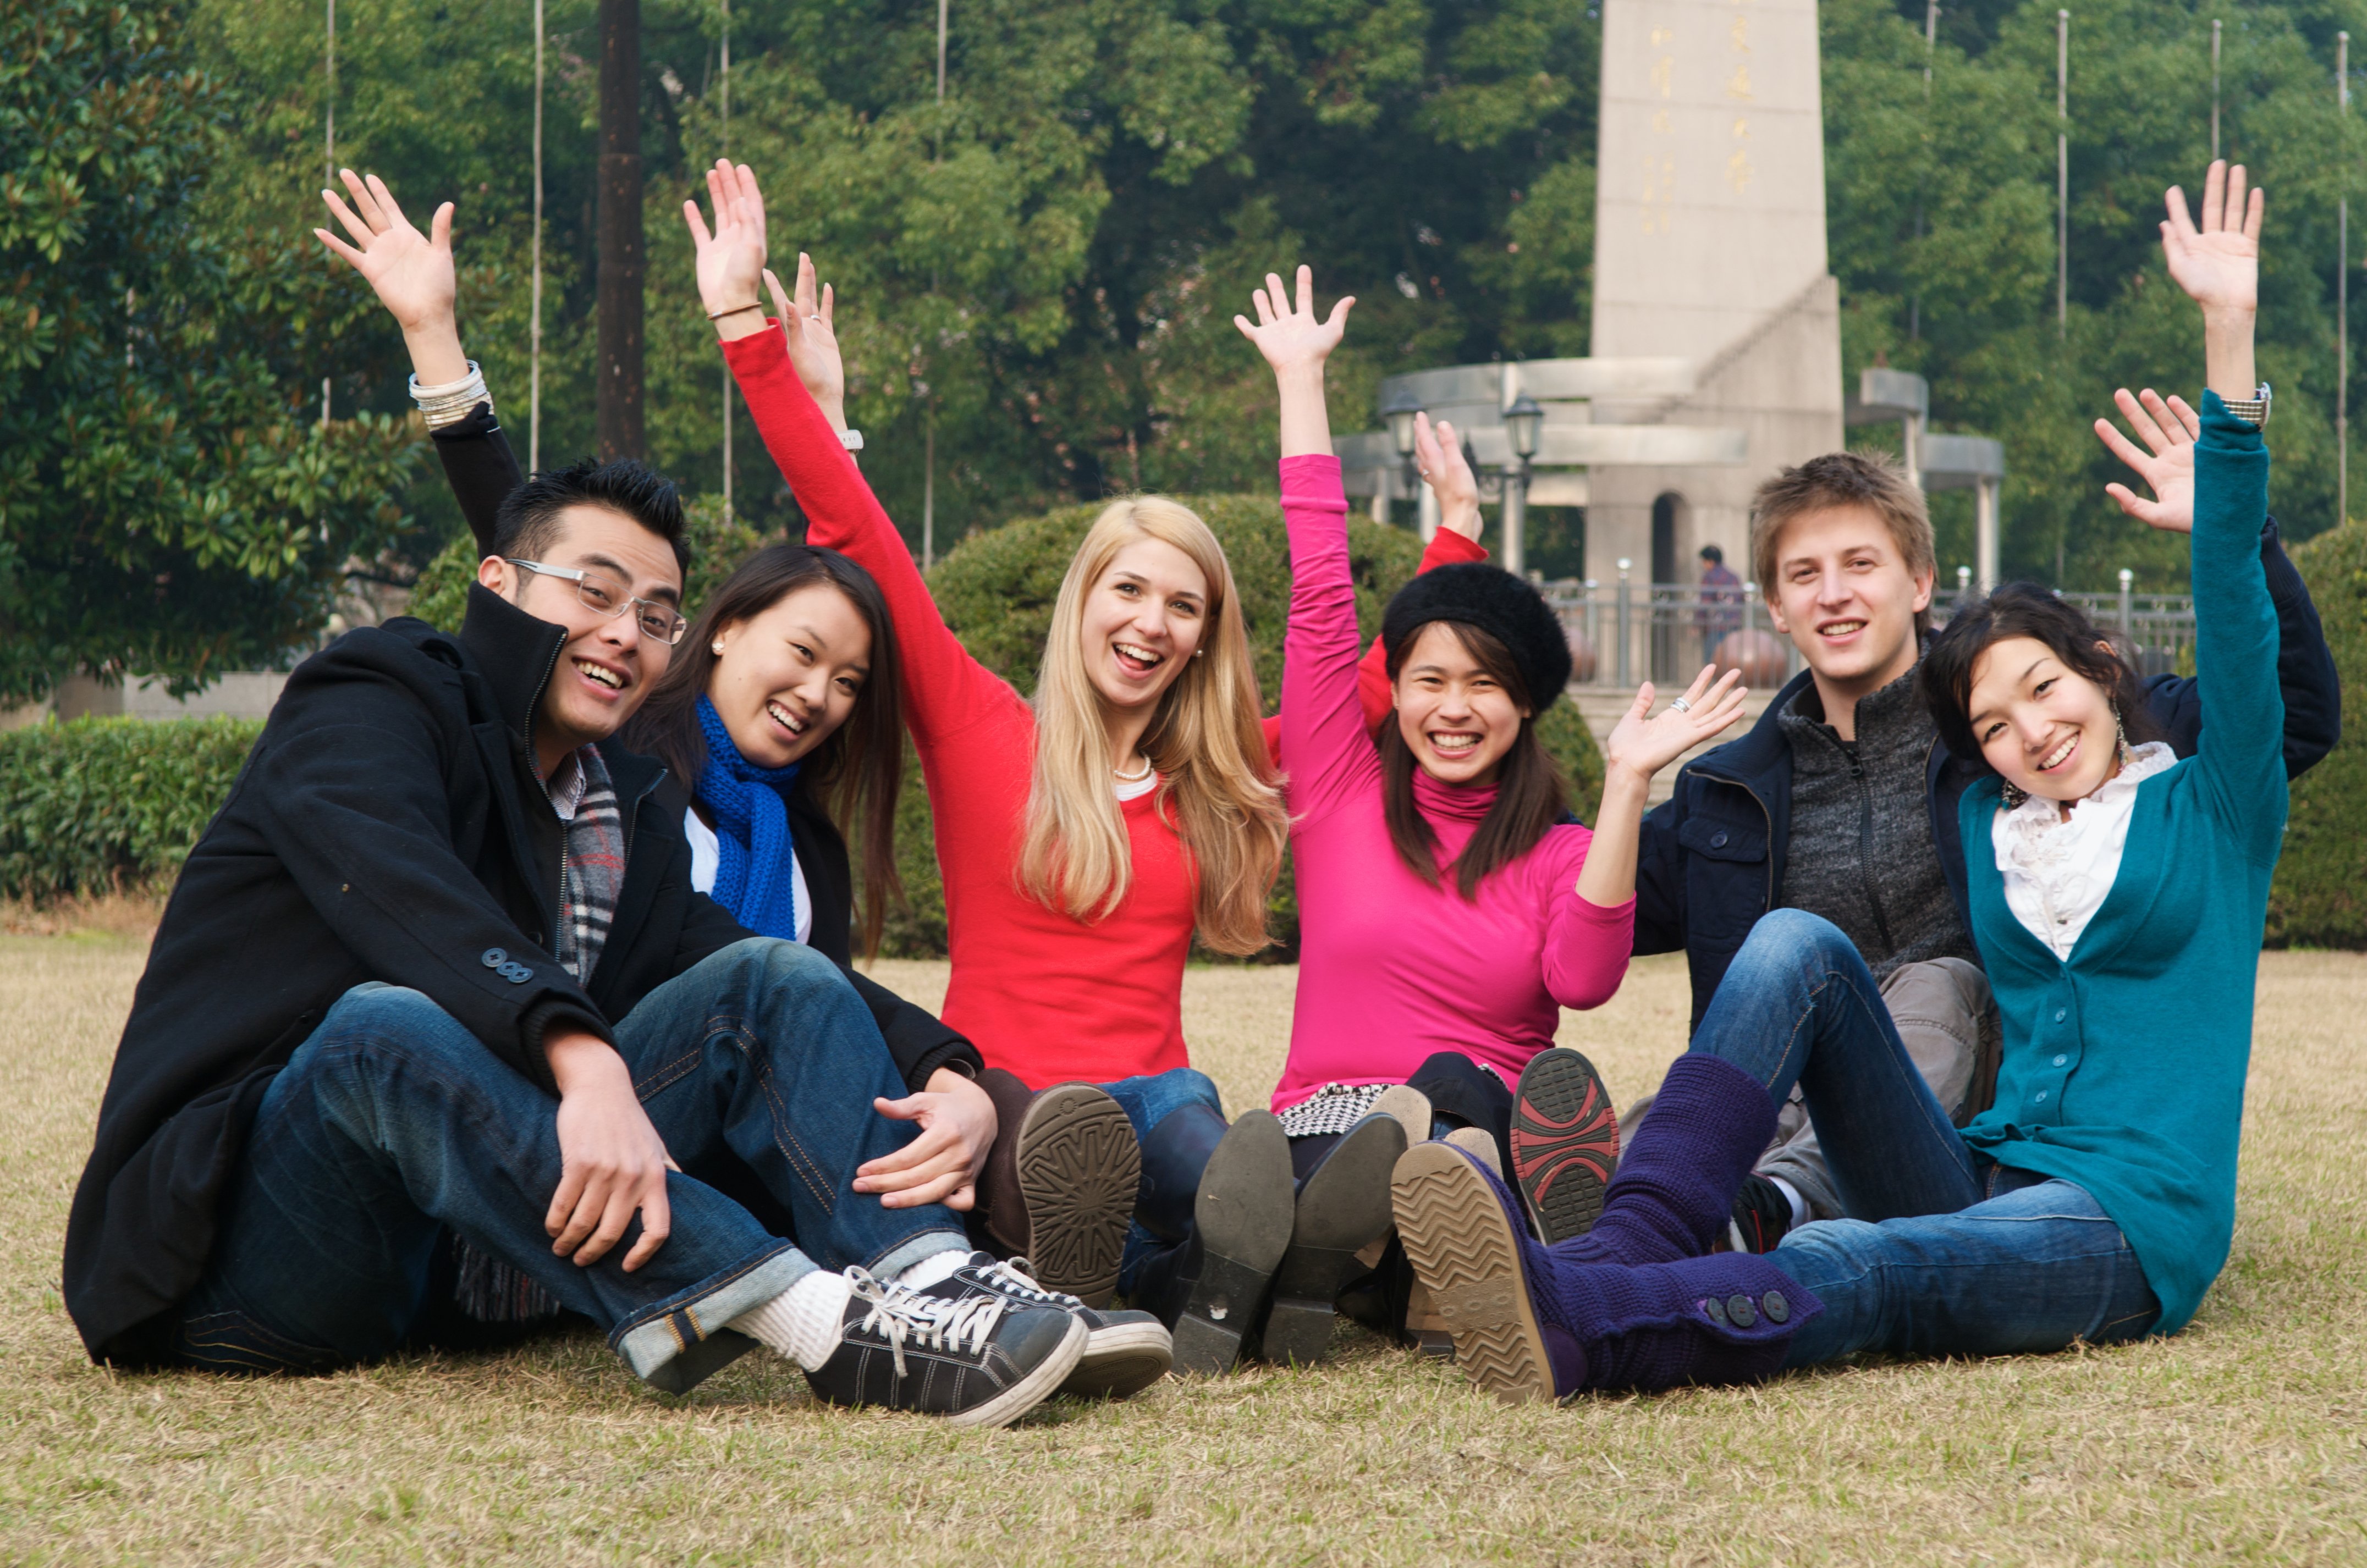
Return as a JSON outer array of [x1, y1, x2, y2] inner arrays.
[[0, 717, 262, 902], [2267, 519, 2367, 949], [873, 495, 1607, 960]]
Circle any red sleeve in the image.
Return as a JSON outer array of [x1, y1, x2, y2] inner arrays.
[[720, 328, 1012, 750], [1260, 714, 1283, 771], [1353, 527, 1488, 736]]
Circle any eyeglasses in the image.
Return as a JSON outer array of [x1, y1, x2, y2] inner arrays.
[[504, 559, 688, 645]]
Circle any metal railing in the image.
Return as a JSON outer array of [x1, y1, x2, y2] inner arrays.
[[1540, 572, 2197, 689]]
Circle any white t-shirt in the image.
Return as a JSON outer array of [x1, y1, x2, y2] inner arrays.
[[1114, 769, 1159, 803], [685, 806, 814, 946]]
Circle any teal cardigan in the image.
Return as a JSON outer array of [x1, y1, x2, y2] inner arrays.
[[1957, 393, 2287, 1335]]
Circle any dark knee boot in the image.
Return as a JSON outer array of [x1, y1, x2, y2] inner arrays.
[[1551, 1053, 1781, 1269], [1127, 1106, 1293, 1376], [1259, 1112, 1408, 1366], [974, 1069, 1041, 1257]]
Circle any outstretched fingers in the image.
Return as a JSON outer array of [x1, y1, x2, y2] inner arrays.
[[2093, 413, 2156, 477]]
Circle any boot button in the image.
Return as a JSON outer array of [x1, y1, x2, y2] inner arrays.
[[1762, 1290, 1789, 1324], [1725, 1294, 1757, 1329], [1702, 1296, 1728, 1324]]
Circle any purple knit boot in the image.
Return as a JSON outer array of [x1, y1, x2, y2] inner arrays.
[[1395, 1136, 1820, 1402], [1545, 1053, 1779, 1270]]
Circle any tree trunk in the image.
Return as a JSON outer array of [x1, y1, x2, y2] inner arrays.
[[596, 0, 644, 461]]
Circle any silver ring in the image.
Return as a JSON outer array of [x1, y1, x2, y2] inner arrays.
[[1667, 695, 1692, 713]]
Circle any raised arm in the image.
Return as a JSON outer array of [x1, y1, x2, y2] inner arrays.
[[1236, 267, 1372, 818], [317, 170, 519, 551], [685, 162, 1008, 747], [2093, 390, 2340, 782], [2161, 164, 2286, 858]]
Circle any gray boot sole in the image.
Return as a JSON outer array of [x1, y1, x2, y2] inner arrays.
[[1261, 1113, 1408, 1366], [1170, 1111, 1293, 1376]]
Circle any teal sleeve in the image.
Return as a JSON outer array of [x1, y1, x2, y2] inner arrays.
[[2189, 390, 2289, 863]]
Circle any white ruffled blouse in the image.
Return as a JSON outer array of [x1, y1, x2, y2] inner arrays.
[[1990, 741, 2177, 959]]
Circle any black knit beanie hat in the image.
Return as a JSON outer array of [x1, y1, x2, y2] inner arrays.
[[1380, 562, 1572, 711]]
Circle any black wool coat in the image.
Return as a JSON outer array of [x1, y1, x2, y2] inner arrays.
[[62, 584, 973, 1366]]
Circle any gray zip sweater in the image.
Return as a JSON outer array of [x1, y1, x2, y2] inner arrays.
[[1775, 662, 1979, 980]]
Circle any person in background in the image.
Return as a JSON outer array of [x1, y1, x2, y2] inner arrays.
[[1696, 544, 1745, 669]]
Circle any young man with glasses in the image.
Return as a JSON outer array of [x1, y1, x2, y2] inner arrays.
[[62, 184, 1092, 1427]]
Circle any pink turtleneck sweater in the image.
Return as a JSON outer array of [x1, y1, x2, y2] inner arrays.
[[1270, 455, 1635, 1113]]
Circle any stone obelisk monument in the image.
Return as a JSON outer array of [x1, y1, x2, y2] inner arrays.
[[1587, 0, 1843, 585]]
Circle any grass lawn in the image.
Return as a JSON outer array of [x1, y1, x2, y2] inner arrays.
[[4, 932, 2364, 1565]]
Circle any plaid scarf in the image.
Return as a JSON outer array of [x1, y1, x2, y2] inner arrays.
[[549, 743, 626, 984], [454, 743, 626, 1324]]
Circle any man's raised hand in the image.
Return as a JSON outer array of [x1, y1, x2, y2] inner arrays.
[[315, 170, 467, 384], [683, 158, 769, 335], [2094, 387, 2201, 534]]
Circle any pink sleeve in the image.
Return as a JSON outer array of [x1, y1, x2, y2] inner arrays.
[[1540, 829, 1635, 1009], [1351, 526, 1486, 736], [721, 329, 1012, 750], [1278, 455, 1376, 823]]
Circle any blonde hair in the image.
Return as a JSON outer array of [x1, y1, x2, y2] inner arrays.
[[1016, 496, 1288, 955]]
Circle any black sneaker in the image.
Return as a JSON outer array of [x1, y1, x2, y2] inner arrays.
[[933, 1253, 1173, 1399], [802, 1268, 1085, 1428], [1724, 1174, 1794, 1254], [1510, 1048, 1621, 1245]]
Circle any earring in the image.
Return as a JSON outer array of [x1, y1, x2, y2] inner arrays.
[[1193, 648, 1205, 658], [711, 640, 726, 656]]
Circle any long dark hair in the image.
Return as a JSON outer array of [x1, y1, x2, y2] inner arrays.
[[1379, 619, 1571, 899], [624, 544, 905, 956], [1920, 582, 2165, 766]]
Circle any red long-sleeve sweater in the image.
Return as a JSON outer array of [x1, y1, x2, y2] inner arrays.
[[726, 328, 1202, 1087]]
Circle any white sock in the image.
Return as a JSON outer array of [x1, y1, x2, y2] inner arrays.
[[729, 1268, 852, 1371], [897, 1248, 971, 1293], [1768, 1175, 1811, 1232]]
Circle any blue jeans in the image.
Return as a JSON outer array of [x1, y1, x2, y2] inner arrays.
[[173, 938, 968, 1392], [1097, 1068, 1225, 1293], [1691, 910, 2160, 1366]]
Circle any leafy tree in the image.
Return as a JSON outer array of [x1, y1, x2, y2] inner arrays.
[[1825, 0, 2361, 587], [0, 0, 426, 701]]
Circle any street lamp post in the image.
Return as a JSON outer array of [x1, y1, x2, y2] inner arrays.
[[1501, 392, 1544, 578], [1380, 386, 1429, 539]]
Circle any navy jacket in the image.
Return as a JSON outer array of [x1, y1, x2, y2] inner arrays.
[[1632, 518, 2343, 1031]]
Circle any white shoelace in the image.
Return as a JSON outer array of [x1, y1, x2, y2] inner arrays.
[[981, 1257, 1083, 1310], [844, 1267, 1011, 1379]]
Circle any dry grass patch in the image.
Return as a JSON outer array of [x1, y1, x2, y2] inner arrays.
[[4, 940, 2363, 1565]]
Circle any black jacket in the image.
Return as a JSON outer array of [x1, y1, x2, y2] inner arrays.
[[62, 585, 972, 1366], [430, 402, 976, 1095], [1633, 517, 2343, 1031]]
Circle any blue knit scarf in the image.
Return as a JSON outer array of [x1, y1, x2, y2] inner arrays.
[[692, 694, 803, 940]]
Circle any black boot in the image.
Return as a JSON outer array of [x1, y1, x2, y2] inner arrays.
[[1127, 1107, 1293, 1376], [1258, 1112, 1407, 1365]]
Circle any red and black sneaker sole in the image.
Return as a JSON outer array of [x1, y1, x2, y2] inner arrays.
[[1509, 1049, 1620, 1245]]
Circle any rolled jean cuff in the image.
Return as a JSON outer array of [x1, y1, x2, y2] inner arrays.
[[870, 1227, 973, 1283], [613, 1240, 812, 1393]]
